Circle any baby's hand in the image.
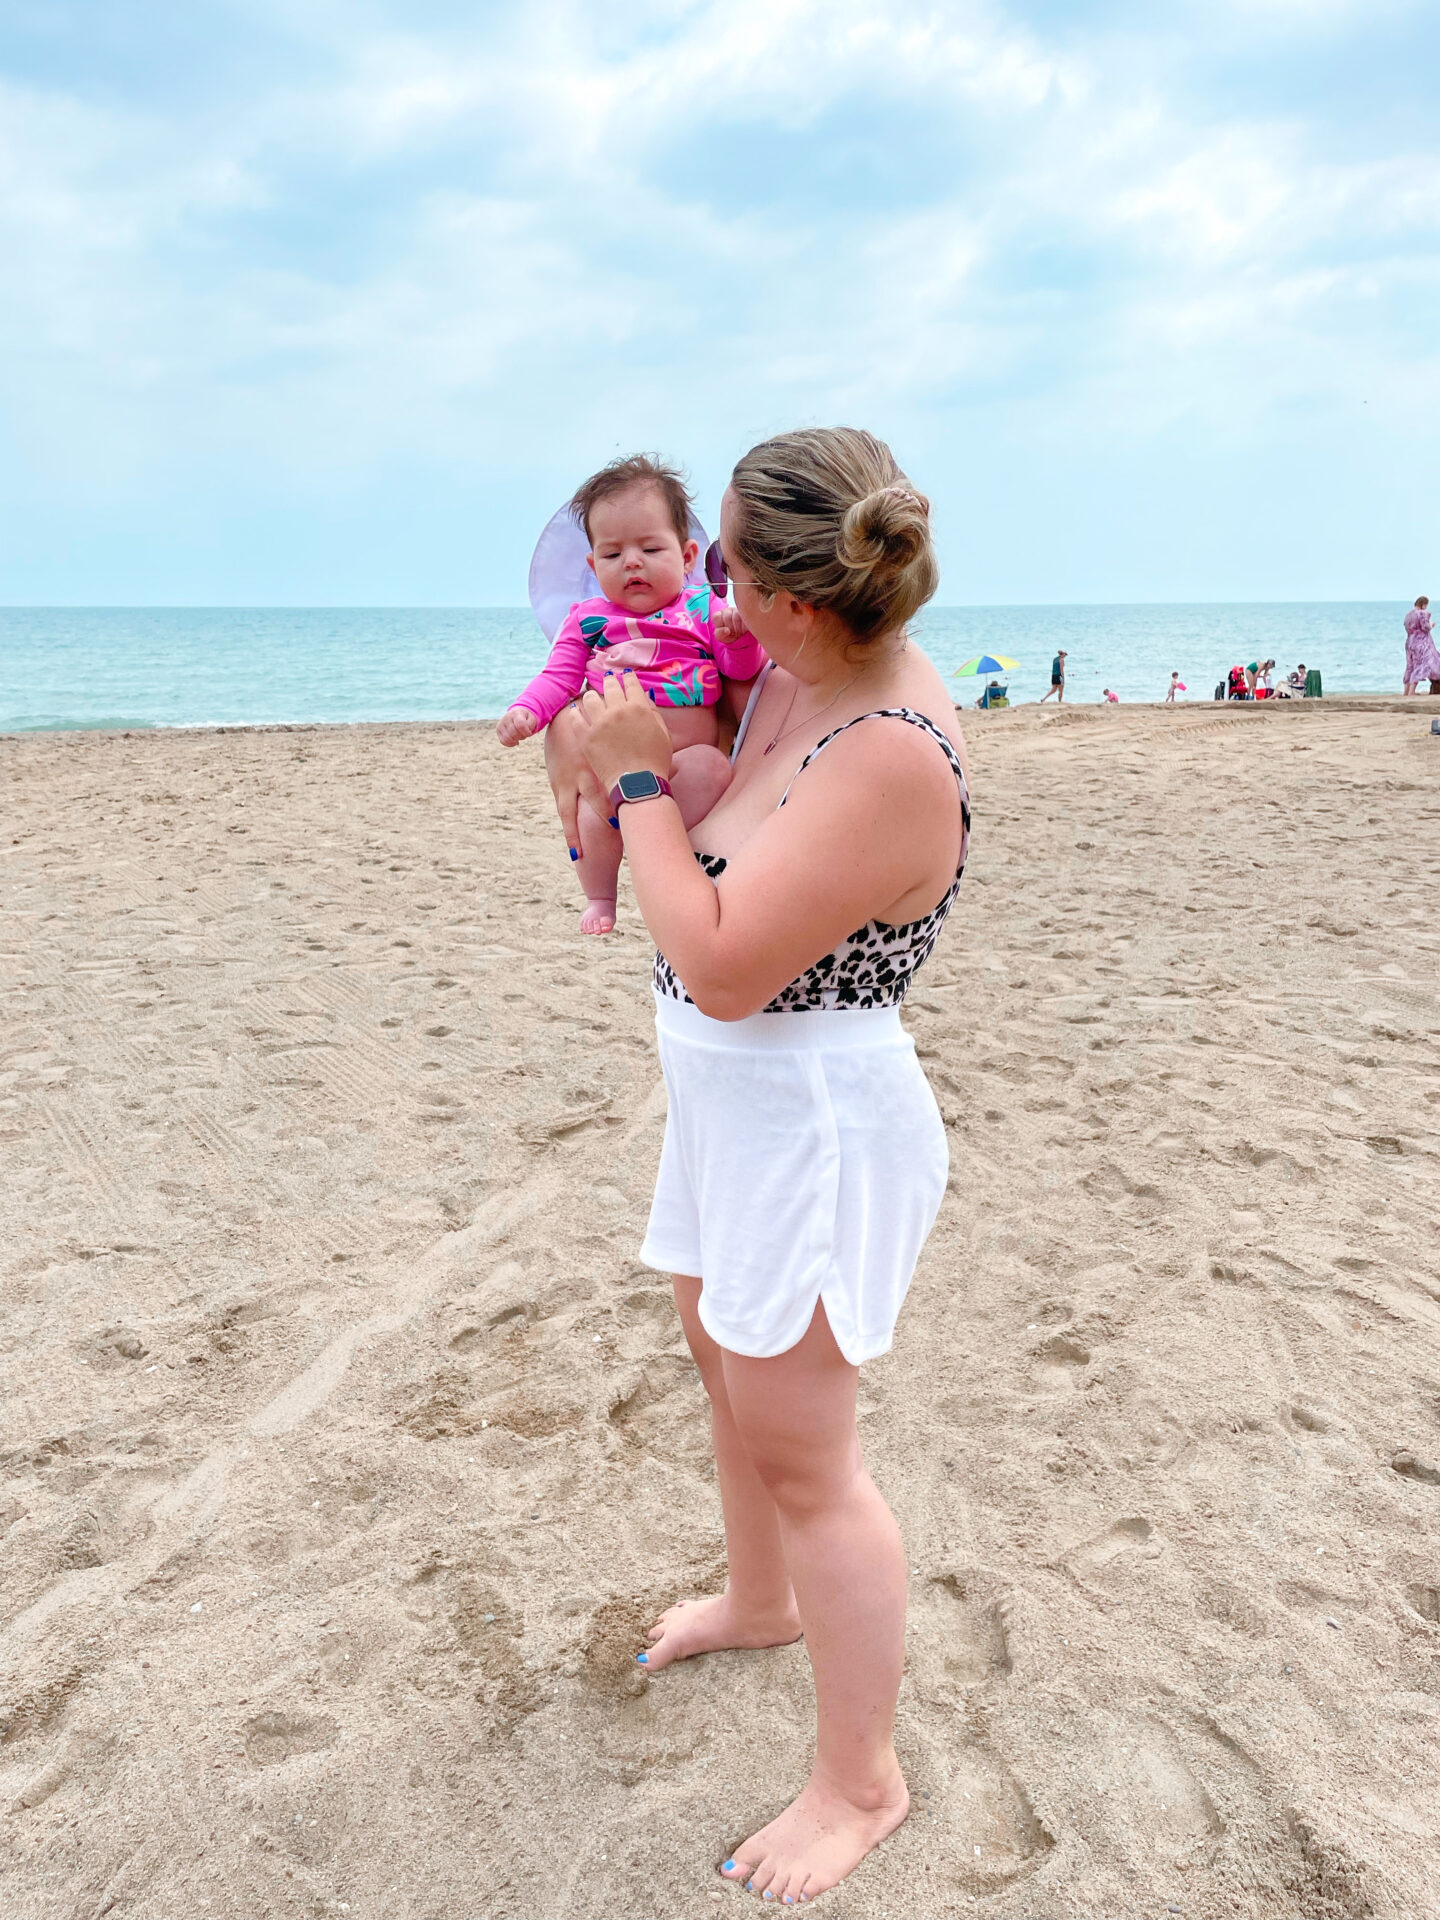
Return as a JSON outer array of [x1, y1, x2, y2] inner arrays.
[[711, 603, 747, 643], [496, 707, 539, 747]]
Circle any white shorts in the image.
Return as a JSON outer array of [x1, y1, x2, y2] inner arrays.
[[640, 994, 949, 1365]]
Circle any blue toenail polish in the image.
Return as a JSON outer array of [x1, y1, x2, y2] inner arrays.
[[721, 1860, 735, 1872], [746, 1881, 755, 1892], [764, 1893, 774, 1902], [636, 1652, 647, 1664], [568, 848, 578, 860]]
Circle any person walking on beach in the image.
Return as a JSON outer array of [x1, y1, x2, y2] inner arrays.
[[567, 427, 969, 1906], [1403, 596, 1440, 694], [1164, 672, 1184, 702], [1039, 647, 1066, 703]]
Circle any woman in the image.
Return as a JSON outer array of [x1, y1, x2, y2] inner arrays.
[[1403, 596, 1440, 694], [568, 428, 970, 1906]]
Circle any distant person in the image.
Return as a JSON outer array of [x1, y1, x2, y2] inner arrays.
[[1403, 596, 1440, 694], [1287, 662, 1307, 693], [1039, 648, 1067, 704], [1244, 657, 1276, 697], [1227, 664, 1250, 701], [1102, 688, 1119, 703], [1164, 672, 1185, 703]]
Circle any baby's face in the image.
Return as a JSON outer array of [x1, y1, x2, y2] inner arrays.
[[587, 485, 697, 615]]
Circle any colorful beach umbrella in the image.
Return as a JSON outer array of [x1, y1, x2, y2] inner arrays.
[[953, 653, 1020, 676]]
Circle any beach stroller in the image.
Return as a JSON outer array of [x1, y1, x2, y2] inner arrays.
[[1226, 664, 1249, 701]]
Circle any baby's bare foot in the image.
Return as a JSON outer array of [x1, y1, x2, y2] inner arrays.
[[718, 1764, 909, 1905], [579, 898, 616, 935], [637, 1593, 801, 1673]]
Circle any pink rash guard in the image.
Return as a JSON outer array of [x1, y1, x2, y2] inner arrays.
[[510, 586, 766, 729]]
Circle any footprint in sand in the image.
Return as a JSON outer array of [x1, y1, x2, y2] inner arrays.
[[242, 1709, 339, 1766], [1062, 1516, 1154, 1593], [606, 1356, 708, 1464], [907, 1730, 1053, 1894], [1032, 1332, 1090, 1392], [1087, 1715, 1226, 1870], [1390, 1450, 1440, 1487], [909, 1573, 1012, 1691]]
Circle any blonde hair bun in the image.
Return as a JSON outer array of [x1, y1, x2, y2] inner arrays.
[[839, 485, 932, 577], [730, 427, 938, 643]]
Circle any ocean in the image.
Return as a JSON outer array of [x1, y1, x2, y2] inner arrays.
[[0, 603, 1413, 734]]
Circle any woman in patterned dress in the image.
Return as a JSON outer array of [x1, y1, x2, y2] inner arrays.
[[1403, 597, 1440, 694]]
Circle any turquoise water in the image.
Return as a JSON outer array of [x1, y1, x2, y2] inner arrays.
[[0, 603, 1410, 733]]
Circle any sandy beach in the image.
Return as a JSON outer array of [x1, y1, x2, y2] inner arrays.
[[2, 699, 1438, 1920]]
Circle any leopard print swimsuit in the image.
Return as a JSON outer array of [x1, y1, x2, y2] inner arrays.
[[652, 706, 971, 1013]]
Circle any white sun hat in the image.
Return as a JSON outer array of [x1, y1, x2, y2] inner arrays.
[[527, 501, 713, 642]]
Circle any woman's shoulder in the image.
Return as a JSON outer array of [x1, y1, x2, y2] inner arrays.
[[885, 643, 971, 773], [792, 704, 964, 819]]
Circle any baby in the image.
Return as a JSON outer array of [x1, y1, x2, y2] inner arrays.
[[497, 455, 764, 933]]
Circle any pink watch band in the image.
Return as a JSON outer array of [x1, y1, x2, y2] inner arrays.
[[608, 772, 674, 810]]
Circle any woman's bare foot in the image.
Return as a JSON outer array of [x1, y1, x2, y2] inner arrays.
[[637, 1592, 801, 1673], [718, 1763, 909, 1904], [579, 897, 616, 935]]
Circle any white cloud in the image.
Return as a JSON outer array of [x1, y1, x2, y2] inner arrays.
[[0, 0, 1437, 595]]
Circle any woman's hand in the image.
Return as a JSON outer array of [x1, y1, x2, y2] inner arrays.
[[543, 702, 607, 853], [573, 672, 675, 795]]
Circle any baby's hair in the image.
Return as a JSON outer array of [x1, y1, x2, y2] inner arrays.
[[571, 454, 692, 547], [728, 428, 937, 645]]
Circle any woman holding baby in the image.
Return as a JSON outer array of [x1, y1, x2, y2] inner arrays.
[[548, 428, 970, 1905]]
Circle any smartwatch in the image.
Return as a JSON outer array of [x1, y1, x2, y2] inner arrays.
[[609, 770, 674, 810]]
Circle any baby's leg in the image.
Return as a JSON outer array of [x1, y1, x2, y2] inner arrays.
[[574, 800, 622, 935], [669, 744, 733, 831]]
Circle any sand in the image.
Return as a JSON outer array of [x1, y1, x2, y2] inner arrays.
[[2, 699, 1438, 1920]]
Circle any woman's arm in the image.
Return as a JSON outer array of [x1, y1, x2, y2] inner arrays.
[[574, 673, 959, 1020]]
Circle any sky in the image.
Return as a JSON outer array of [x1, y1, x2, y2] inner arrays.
[[1, 0, 1437, 605]]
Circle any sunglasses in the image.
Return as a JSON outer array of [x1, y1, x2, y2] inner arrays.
[[704, 541, 767, 597]]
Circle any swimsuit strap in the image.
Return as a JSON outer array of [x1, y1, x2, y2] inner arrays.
[[729, 660, 775, 763], [778, 707, 970, 817]]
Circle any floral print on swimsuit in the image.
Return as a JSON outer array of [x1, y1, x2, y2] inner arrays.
[[509, 588, 765, 729]]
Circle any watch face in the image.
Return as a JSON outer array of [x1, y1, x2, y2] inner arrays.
[[617, 770, 663, 801]]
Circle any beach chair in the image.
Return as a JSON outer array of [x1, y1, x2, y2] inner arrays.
[[978, 683, 1009, 710]]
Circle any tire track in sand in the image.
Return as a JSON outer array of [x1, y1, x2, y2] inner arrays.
[[0, 1078, 668, 1657]]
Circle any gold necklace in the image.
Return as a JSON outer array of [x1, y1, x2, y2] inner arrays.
[[762, 673, 861, 755]]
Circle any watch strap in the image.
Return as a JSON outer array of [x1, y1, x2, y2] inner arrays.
[[608, 771, 674, 810]]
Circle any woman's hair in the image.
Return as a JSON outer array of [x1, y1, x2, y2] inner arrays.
[[1417, 595, 1430, 608], [572, 454, 691, 546], [728, 427, 938, 643]]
